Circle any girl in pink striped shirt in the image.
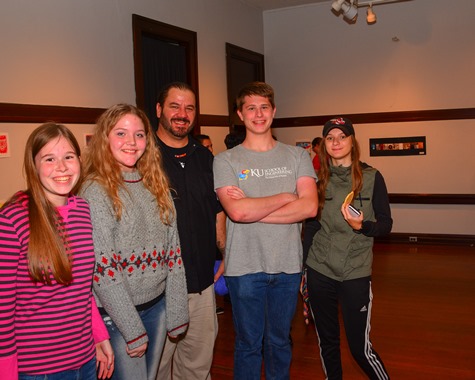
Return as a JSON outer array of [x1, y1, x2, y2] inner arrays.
[[0, 123, 114, 380]]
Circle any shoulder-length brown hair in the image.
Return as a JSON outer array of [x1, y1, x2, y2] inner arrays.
[[4, 123, 81, 284], [317, 135, 363, 216], [82, 103, 174, 224]]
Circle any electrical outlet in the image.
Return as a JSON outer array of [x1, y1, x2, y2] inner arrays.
[[409, 236, 417, 242]]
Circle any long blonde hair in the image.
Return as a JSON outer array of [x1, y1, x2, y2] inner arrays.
[[3, 123, 81, 284], [82, 103, 174, 224], [317, 135, 363, 217]]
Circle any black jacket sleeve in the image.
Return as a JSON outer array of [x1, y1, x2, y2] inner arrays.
[[302, 216, 321, 265], [360, 170, 393, 237]]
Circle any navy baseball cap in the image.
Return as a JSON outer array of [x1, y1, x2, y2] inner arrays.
[[323, 117, 355, 137]]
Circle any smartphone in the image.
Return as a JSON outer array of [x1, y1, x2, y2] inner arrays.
[[348, 204, 361, 217]]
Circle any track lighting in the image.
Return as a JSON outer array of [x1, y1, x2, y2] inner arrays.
[[331, 0, 346, 12], [332, 1, 358, 21], [331, 0, 412, 25], [366, 3, 376, 23], [341, 1, 358, 21]]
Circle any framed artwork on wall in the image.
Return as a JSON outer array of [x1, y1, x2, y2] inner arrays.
[[296, 140, 312, 155], [84, 133, 93, 146], [370, 136, 426, 156], [0, 133, 10, 158]]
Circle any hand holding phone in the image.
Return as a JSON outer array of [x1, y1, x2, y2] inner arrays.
[[343, 191, 361, 218], [347, 204, 361, 217]]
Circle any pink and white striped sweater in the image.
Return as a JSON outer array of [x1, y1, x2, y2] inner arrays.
[[0, 192, 109, 379]]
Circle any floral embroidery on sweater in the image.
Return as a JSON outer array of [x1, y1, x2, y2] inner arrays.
[[94, 247, 183, 284]]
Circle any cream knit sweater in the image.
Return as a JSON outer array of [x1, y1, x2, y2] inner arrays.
[[81, 171, 189, 349]]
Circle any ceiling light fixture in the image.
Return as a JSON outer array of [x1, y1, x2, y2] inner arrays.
[[332, 0, 358, 21], [366, 3, 377, 23], [331, 0, 412, 25], [331, 0, 346, 12], [341, 1, 358, 21]]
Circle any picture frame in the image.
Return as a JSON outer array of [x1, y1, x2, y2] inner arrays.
[[84, 133, 93, 146], [296, 140, 312, 155], [369, 136, 426, 156], [0, 132, 11, 158]]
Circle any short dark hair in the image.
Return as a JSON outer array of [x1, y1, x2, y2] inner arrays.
[[224, 132, 245, 149], [156, 81, 196, 106], [195, 134, 210, 144], [312, 137, 322, 147]]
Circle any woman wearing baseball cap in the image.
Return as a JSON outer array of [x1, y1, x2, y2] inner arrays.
[[303, 117, 393, 379]]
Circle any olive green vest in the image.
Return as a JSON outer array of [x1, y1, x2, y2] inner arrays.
[[307, 164, 377, 281]]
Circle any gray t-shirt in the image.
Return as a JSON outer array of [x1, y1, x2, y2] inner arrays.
[[214, 142, 316, 276]]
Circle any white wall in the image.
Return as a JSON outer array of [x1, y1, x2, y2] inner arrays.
[[1, 0, 474, 236], [264, 0, 475, 235], [0, 0, 263, 112], [0, 0, 263, 202], [201, 126, 229, 156], [0, 124, 96, 207], [264, 0, 475, 115]]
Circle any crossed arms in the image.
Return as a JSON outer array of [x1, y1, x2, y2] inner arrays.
[[216, 176, 318, 224]]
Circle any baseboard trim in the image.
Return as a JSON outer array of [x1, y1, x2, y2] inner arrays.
[[376, 233, 475, 247]]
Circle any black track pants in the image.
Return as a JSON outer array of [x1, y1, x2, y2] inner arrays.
[[307, 268, 389, 380]]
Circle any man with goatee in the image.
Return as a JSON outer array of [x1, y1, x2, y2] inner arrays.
[[155, 82, 225, 380]]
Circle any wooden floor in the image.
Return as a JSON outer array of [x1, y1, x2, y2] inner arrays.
[[211, 243, 475, 379]]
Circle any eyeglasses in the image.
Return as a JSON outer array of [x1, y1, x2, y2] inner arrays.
[[325, 135, 348, 143]]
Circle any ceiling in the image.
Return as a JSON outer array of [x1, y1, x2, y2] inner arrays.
[[240, 0, 330, 11]]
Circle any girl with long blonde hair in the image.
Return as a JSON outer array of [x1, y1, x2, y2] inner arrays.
[[83, 104, 174, 223], [81, 104, 189, 380]]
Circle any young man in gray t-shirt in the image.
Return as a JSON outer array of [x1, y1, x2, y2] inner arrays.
[[213, 81, 318, 380]]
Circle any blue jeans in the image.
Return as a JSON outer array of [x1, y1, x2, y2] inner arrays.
[[104, 296, 167, 380], [19, 357, 96, 380], [225, 272, 300, 380]]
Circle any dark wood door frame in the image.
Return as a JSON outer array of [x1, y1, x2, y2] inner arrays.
[[225, 43, 265, 132], [132, 14, 200, 130]]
